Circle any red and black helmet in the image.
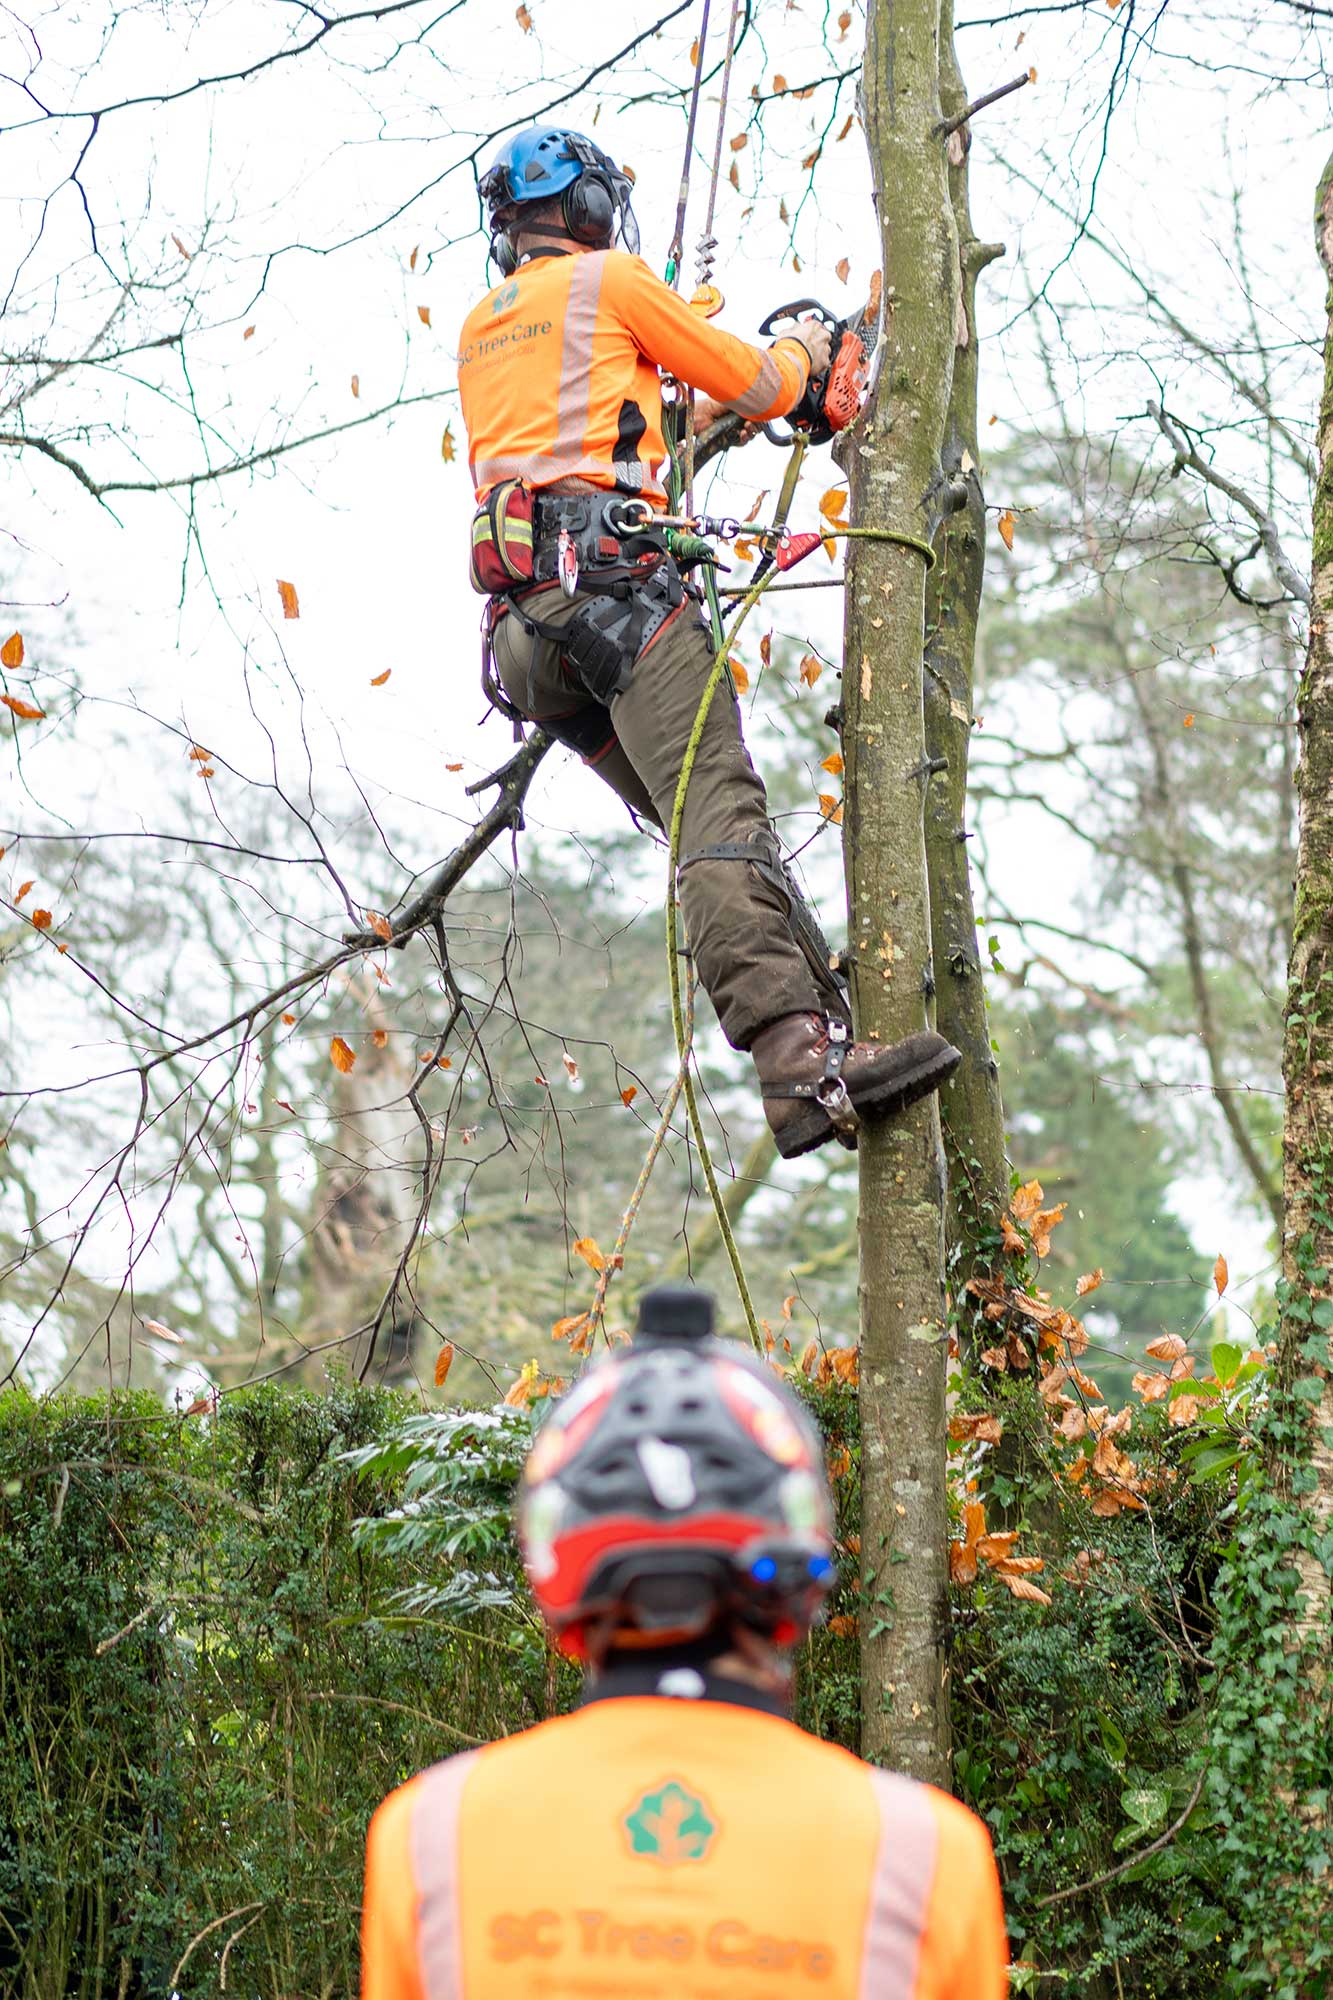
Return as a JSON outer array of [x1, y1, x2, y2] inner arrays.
[[517, 1286, 836, 1659]]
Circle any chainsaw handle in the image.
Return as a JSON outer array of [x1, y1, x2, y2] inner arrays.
[[758, 298, 840, 338]]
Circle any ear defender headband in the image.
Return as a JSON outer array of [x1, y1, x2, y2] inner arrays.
[[482, 133, 636, 278]]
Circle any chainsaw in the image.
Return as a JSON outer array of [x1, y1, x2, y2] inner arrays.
[[694, 291, 876, 472]]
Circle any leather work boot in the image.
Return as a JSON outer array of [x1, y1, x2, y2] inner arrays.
[[751, 1013, 962, 1161]]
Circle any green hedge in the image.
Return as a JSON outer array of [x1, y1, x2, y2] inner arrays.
[[0, 1383, 549, 1999]]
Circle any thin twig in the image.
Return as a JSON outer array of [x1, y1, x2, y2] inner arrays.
[[934, 71, 1031, 139], [1036, 1767, 1209, 1905]]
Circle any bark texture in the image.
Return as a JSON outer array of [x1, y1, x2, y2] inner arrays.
[[1281, 152, 1333, 1655], [841, 0, 957, 1782], [923, 0, 1009, 1300]]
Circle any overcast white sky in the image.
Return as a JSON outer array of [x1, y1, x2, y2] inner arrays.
[[2, 0, 1329, 1351]]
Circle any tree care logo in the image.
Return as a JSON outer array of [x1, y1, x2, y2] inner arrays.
[[623, 1779, 717, 1865], [491, 280, 519, 315]]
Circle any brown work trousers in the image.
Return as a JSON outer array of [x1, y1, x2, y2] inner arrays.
[[490, 582, 844, 1050]]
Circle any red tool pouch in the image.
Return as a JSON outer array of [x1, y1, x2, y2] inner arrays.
[[469, 480, 535, 595]]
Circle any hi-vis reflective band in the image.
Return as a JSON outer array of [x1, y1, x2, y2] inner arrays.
[[412, 1752, 478, 2000], [556, 255, 604, 472], [730, 351, 783, 419], [471, 451, 654, 496], [861, 1770, 938, 1996]]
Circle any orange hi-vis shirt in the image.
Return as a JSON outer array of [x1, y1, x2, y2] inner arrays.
[[456, 249, 812, 507], [361, 1694, 1008, 1999]]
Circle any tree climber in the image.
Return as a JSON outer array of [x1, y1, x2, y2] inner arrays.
[[361, 1284, 1008, 1997], [457, 126, 960, 1160]]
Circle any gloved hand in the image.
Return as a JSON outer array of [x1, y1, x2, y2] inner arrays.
[[787, 316, 833, 376]]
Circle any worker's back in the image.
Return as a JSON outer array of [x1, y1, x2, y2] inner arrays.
[[361, 1690, 1007, 1998]]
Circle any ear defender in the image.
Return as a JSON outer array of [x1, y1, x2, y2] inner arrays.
[[490, 228, 519, 278], [562, 169, 616, 246]]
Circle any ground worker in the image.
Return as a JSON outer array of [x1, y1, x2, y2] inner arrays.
[[361, 1283, 1009, 1998], [457, 126, 961, 1160]]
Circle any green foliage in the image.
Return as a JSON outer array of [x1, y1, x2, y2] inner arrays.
[[0, 1381, 551, 1998]]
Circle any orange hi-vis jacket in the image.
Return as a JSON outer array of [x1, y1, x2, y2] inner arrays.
[[361, 1693, 1008, 1999], [456, 249, 812, 507]]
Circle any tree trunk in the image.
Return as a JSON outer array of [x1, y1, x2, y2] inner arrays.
[[923, 0, 1009, 1308], [841, 0, 957, 1784], [1280, 151, 1333, 1665]]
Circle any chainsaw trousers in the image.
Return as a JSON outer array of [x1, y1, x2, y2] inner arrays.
[[490, 582, 844, 1050]]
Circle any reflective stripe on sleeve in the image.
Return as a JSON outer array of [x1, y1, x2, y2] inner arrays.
[[411, 1751, 480, 2000], [731, 351, 784, 418], [858, 1770, 939, 1998]]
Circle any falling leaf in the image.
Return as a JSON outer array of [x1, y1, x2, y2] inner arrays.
[[31, 909, 51, 930], [434, 1342, 455, 1387], [445, 760, 463, 772], [516, 2, 533, 26], [1, 633, 23, 667], [819, 486, 849, 523], [759, 632, 772, 669], [801, 146, 822, 171], [573, 1236, 606, 1273], [837, 7, 851, 33], [730, 132, 748, 153], [1, 694, 45, 721], [988, 413, 998, 426], [330, 1036, 357, 1074], [281, 1012, 296, 1027], [729, 657, 750, 694], [441, 425, 456, 462], [351, 374, 360, 399], [620, 1085, 638, 1107], [1183, 712, 1195, 728], [366, 911, 393, 942], [773, 72, 788, 91], [171, 233, 192, 260], [1002, 1574, 1052, 1606], [14, 880, 33, 901], [835, 257, 851, 286], [409, 244, 420, 271], [689, 36, 699, 63], [371, 1028, 388, 1049], [188, 744, 211, 761], [1145, 1331, 1188, 1363], [552, 1312, 590, 1344], [145, 1319, 185, 1345], [728, 161, 740, 192], [820, 750, 844, 777], [562, 1050, 580, 1081], [370, 669, 391, 686], [195, 764, 215, 778], [779, 197, 791, 224], [1028, 64, 1037, 82], [1076, 1269, 1104, 1297], [817, 793, 843, 824], [836, 114, 854, 142], [243, 325, 256, 340], [1213, 1252, 1228, 1296], [417, 305, 432, 328], [799, 654, 823, 687], [997, 509, 1016, 551], [277, 579, 300, 620], [437, 1055, 452, 1069]]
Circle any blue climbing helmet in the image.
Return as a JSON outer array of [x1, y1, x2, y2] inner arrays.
[[479, 125, 640, 275]]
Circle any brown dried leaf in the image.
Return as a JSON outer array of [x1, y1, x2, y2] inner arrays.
[[836, 113, 854, 141], [1132, 1370, 1171, 1403], [729, 656, 750, 694], [14, 880, 32, 901], [837, 6, 851, 33], [1001, 1213, 1025, 1255], [1002, 1573, 1052, 1606], [434, 1341, 455, 1387], [561, 1050, 579, 1081], [552, 1312, 590, 1344], [171, 233, 192, 260], [409, 244, 420, 271], [1030, 1202, 1067, 1258], [350, 373, 360, 399], [281, 1012, 296, 1025], [820, 750, 844, 777], [997, 509, 1016, 551], [370, 669, 391, 686], [980, 1344, 1008, 1370], [1213, 1252, 1229, 1296], [1145, 1331, 1188, 1362], [1011, 1178, 1043, 1222], [949, 1541, 979, 1586], [1, 632, 23, 668], [730, 132, 748, 152], [728, 160, 740, 192], [975, 1531, 1020, 1565], [801, 146, 822, 171], [1, 694, 45, 721], [366, 910, 393, 942], [243, 325, 256, 340], [144, 1318, 185, 1345], [277, 579, 300, 620], [835, 256, 850, 284], [1076, 1268, 1104, 1297], [417, 305, 432, 327], [1091, 1490, 1123, 1518], [826, 1612, 858, 1637], [329, 1035, 357, 1074], [772, 72, 788, 91], [819, 485, 849, 522], [372, 1028, 388, 1049], [620, 1085, 638, 1107], [759, 632, 772, 670], [441, 425, 456, 462], [817, 793, 843, 824], [573, 1236, 605, 1274], [31, 909, 51, 930], [799, 653, 823, 687]]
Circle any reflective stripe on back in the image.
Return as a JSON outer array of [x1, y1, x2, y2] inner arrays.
[[554, 254, 606, 464], [471, 451, 657, 496], [859, 1770, 939, 1998], [411, 1750, 480, 2000]]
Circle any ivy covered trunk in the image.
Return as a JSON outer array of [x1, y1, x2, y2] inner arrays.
[[923, 0, 1009, 1307], [1282, 156, 1333, 1670], [841, 0, 958, 1782]]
